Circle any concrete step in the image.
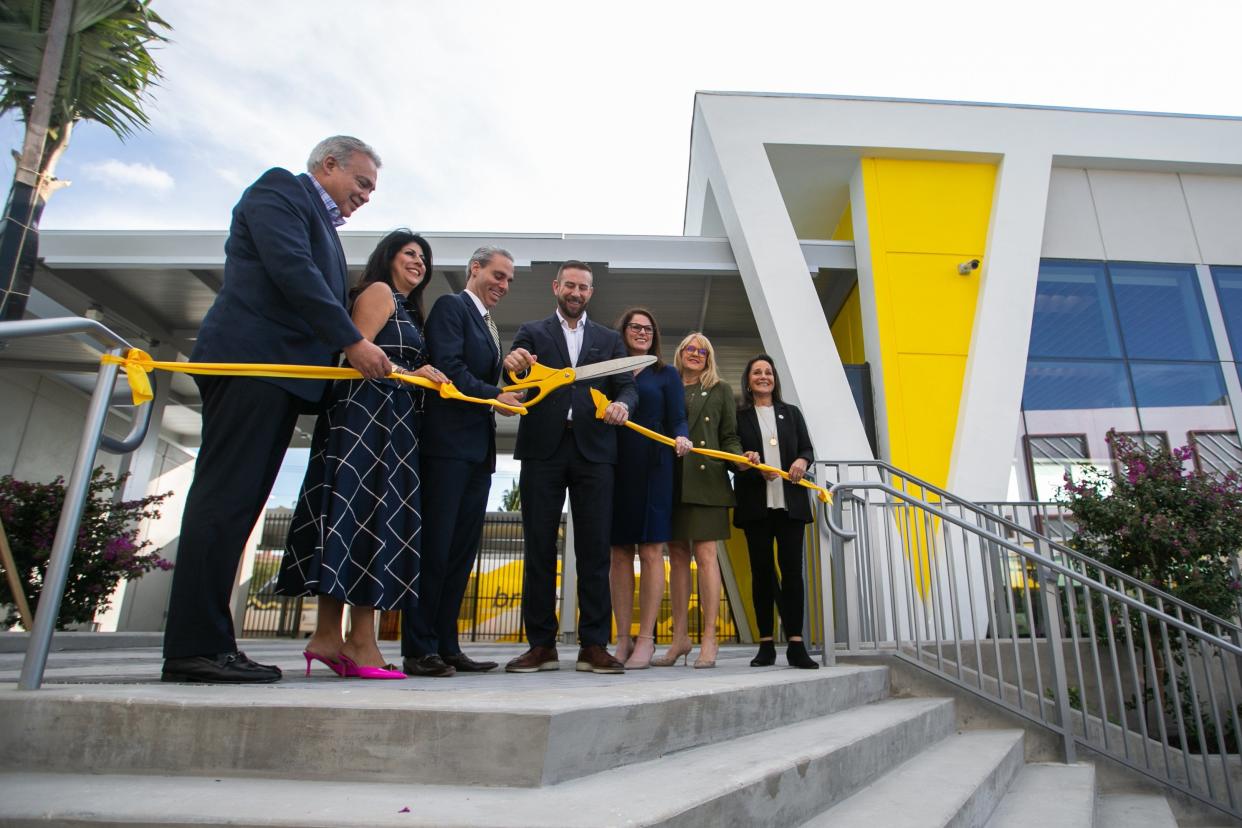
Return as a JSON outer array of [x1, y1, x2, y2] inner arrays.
[[0, 696, 956, 827], [985, 763, 1096, 828], [801, 729, 1025, 828], [0, 661, 888, 788], [1094, 792, 1178, 828]]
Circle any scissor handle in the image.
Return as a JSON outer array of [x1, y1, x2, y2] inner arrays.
[[504, 361, 575, 407]]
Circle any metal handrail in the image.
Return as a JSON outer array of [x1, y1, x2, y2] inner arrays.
[[0, 316, 151, 690], [824, 460, 1242, 636], [825, 480, 1242, 655], [821, 470, 1242, 819], [979, 498, 1242, 637]]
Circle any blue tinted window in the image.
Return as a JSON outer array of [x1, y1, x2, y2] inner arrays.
[[1130, 362, 1228, 408], [1028, 261, 1121, 358], [1110, 263, 1216, 361], [1022, 360, 1134, 410], [1211, 266, 1242, 359]]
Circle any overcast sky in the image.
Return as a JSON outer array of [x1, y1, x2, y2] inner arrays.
[[7, 0, 1241, 508], [3, 0, 1241, 238]]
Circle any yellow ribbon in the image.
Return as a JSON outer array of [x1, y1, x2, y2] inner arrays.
[[590, 389, 831, 504], [100, 349, 527, 415]]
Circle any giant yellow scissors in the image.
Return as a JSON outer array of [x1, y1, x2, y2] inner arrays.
[[502, 355, 656, 405]]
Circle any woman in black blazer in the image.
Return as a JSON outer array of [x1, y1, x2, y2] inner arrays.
[[735, 355, 819, 669]]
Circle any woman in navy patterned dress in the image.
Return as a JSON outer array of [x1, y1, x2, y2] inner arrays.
[[277, 229, 448, 679]]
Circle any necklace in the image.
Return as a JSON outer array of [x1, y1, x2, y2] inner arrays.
[[757, 405, 778, 447]]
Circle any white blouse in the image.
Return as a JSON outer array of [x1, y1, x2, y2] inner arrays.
[[755, 405, 786, 511]]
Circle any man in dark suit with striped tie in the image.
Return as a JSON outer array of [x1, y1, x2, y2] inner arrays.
[[162, 136, 390, 684], [402, 246, 525, 676]]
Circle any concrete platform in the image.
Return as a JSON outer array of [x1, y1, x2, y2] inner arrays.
[[0, 639, 889, 788], [0, 638, 1193, 827]]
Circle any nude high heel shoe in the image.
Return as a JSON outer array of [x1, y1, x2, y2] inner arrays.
[[652, 638, 692, 667], [624, 634, 655, 669], [615, 634, 633, 665], [694, 638, 718, 669]]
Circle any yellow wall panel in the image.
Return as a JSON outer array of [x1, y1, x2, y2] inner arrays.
[[832, 202, 854, 241], [860, 157, 995, 488], [886, 252, 981, 356], [892, 352, 968, 484], [830, 284, 865, 364], [873, 160, 995, 253]]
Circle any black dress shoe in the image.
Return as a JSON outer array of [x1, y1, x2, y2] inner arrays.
[[161, 651, 282, 684], [402, 654, 456, 677], [441, 652, 498, 672]]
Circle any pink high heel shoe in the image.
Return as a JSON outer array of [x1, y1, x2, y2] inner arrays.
[[303, 650, 347, 677], [338, 653, 406, 680]]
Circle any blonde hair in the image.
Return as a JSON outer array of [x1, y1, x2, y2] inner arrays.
[[674, 331, 720, 389]]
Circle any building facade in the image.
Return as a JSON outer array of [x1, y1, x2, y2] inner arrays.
[[685, 92, 1242, 501]]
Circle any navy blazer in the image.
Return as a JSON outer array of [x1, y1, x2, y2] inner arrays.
[[733, 401, 816, 525], [510, 314, 639, 463], [421, 291, 504, 468], [193, 169, 361, 402]]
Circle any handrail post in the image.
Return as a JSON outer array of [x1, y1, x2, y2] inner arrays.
[[818, 462, 838, 666], [18, 346, 123, 690], [1038, 561, 1077, 763]]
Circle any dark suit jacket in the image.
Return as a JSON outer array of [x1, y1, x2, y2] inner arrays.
[[680, 380, 742, 507], [733, 402, 815, 525], [510, 314, 639, 463], [193, 169, 361, 402], [422, 291, 504, 468]]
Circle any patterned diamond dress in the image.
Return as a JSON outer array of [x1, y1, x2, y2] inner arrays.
[[276, 291, 425, 609]]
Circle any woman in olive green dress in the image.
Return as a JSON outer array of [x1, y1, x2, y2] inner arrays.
[[654, 332, 742, 669]]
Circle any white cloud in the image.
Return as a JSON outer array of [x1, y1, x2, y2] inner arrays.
[[81, 159, 175, 195], [22, 0, 1242, 233]]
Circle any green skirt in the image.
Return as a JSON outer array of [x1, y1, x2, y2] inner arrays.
[[671, 503, 731, 542]]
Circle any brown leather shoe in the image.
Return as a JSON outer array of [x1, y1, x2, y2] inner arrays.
[[505, 645, 560, 673], [575, 644, 624, 674]]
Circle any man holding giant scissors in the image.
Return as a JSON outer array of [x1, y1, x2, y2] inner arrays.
[[401, 246, 526, 678], [504, 261, 639, 673]]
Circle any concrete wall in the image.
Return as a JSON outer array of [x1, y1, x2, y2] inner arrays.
[[1043, 168, 1242, 266]]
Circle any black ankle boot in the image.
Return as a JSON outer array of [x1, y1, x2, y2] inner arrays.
[[786, 640, 819, 669], [749, 641, 776, 667]]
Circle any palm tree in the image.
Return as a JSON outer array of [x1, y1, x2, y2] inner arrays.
[[0, 0, 170, 322]]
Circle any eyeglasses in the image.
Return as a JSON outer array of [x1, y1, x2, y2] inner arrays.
[[682, 346, 708, 358], [626, 323, 654, 335]]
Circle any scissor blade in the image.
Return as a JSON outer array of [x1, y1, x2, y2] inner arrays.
[[572, 355, 656, 381]]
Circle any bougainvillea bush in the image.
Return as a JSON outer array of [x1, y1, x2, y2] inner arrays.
[[1059, 430, 1242, 620], [1059, 431, 1242, 750], [0, 467, 171, 629]]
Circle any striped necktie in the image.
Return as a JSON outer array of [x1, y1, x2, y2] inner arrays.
[[484, 311, 501, 355]]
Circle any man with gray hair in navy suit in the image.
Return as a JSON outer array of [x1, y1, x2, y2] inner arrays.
[[401, 246, 525, 677], [162, 136, 389, 684]]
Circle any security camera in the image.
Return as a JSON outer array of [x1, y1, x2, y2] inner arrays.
[[958, 259, 980, 276]]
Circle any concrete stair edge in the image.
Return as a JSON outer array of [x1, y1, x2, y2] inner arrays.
[[0, 665, 889, 788], [985, 762, 1097, 828], [0, 697, 957, 828], [800, 729, 1025, 828]]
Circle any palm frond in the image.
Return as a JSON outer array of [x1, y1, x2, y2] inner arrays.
[[0, 0, 170, 138]]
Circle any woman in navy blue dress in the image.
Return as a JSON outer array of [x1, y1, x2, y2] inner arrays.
[[609, 308, 692, 669], [277, 230, 448, 679]]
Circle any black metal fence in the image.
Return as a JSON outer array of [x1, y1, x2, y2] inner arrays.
[[242, 510, 739, 644]]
